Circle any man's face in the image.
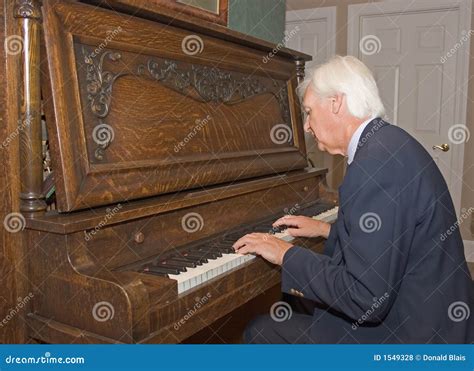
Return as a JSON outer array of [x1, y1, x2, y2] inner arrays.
[[302, 86, 344, 155]]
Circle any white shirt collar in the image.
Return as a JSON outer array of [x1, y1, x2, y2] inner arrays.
[[347, 116, 376, 164]]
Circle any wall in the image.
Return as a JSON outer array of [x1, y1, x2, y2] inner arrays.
[[228, 0, 286, 44]]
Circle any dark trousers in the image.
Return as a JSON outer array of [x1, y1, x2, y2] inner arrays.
[[243, 294, 318, 344]]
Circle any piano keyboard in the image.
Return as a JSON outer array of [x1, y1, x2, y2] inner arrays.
[[135, 203, 338, 294]]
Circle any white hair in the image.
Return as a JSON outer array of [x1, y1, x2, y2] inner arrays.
[[297, 55, 385, 119]]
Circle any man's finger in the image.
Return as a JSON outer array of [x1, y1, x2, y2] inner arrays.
[[238, 244, 261, 256], [286, 227, 304, 237], [233, 236, 252, 249], [273, 216, 300, 227]]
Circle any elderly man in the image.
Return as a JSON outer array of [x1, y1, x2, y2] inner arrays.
[[233, 55, 473, 343]]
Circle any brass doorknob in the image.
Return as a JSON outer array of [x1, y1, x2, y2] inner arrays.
[[432, 143, 450, 152]]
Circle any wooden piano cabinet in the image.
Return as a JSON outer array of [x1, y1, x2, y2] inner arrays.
[[25, 169, 328, 343], [2, 0, 331, 344]]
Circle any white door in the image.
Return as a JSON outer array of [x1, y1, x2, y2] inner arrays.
[[285, 7, 336, 174], [348, 0, 471, 215]]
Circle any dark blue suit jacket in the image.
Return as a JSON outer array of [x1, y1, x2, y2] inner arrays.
[[282, 118, 473, 343]]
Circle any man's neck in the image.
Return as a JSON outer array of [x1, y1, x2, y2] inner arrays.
[[340, 116, 369, 156]]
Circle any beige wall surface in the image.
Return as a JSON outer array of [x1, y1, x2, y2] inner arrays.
[[287, 0, 474, 240]]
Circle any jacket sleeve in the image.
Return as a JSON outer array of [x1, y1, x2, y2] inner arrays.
[[281, 158, 412, 322]]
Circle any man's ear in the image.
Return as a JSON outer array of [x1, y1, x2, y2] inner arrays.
[[331, 93, 344, 114]]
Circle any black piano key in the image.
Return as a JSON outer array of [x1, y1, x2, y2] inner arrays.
[[269, 225, 288, 234], [251, 227, 272, 233], [154, 261, 187, 272], [190, 248, 220, 259], [139, 265, 179, 276], [176, 251, 208, 264], [165, 258, 198, 268], [192, 247, 222, 258], [211, 242, 235, 254], [215, 245, 235, 254]]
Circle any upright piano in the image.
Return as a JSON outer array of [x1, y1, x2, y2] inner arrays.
[[9, 0, 336, 343]]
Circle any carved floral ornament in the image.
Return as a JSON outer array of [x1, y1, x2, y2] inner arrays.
[[82, 46, 291, 160]]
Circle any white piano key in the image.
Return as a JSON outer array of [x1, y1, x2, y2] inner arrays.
[[168, 253, 255, 294]]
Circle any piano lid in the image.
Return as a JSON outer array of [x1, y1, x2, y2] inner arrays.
[[41, 0, 311, 212]]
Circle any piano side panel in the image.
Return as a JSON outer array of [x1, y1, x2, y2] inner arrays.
[[26, 231, 158, 342], [41, 0, 308, 212]]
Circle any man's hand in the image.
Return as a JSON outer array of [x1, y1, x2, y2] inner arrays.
[[272, 215, 331, 239], [232, 233, 293, 266]]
